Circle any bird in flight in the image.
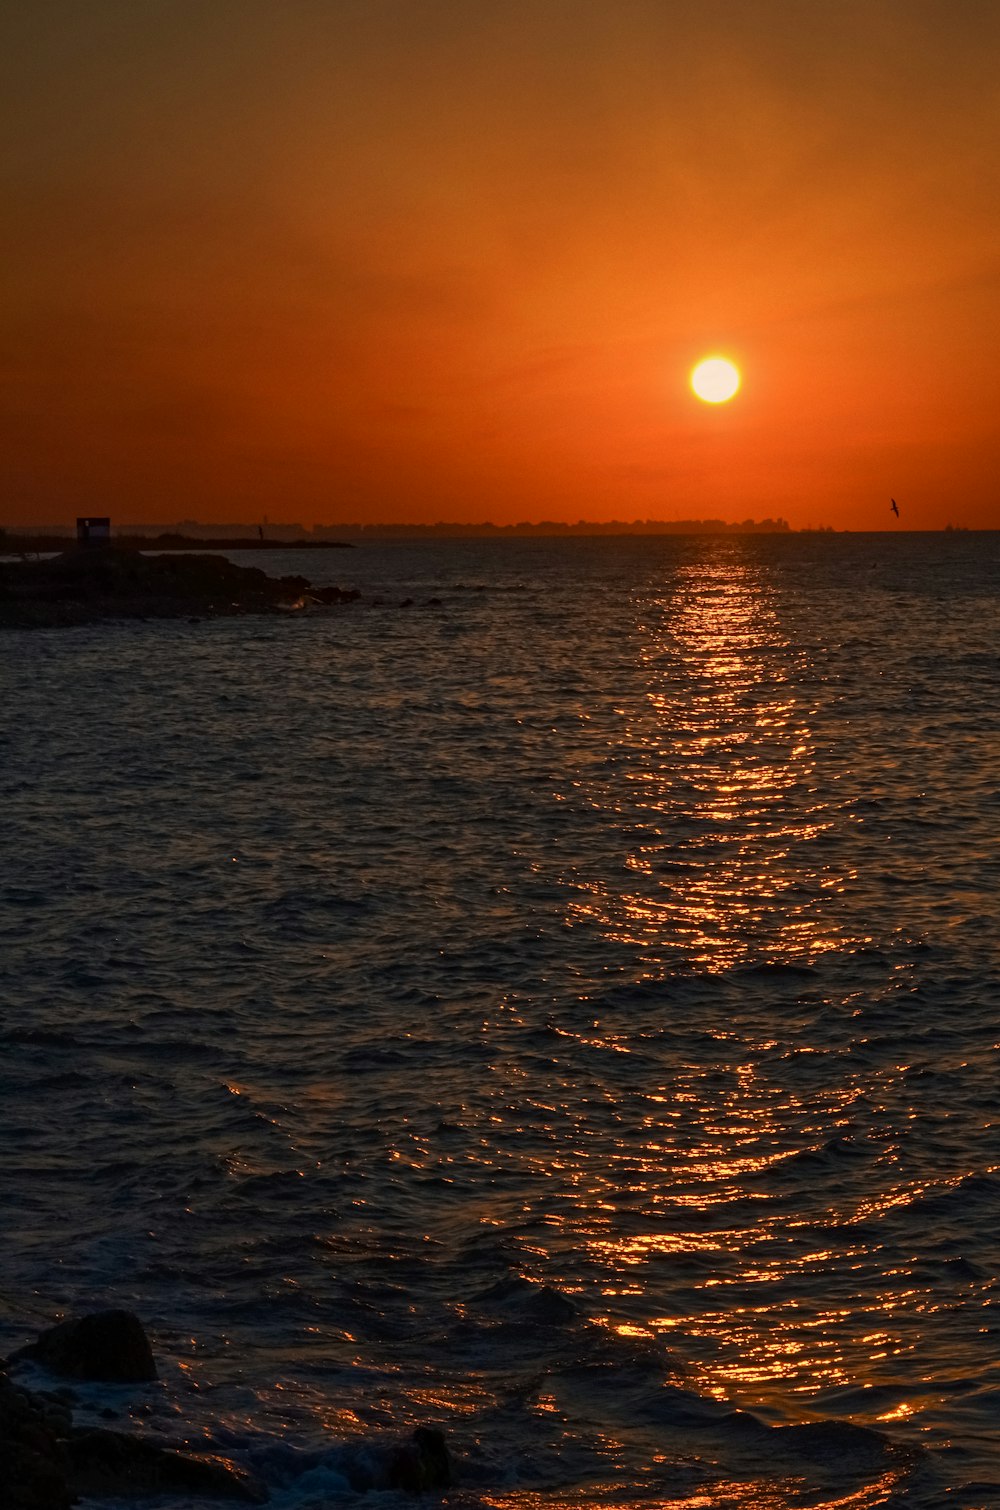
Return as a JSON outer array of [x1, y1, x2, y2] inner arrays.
[[890, 498, 900, 518]]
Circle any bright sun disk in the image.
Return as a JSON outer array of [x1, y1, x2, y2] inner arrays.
[[691, 357, 741, 403]]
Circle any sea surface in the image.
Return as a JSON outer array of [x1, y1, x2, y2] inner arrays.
[[1, 532, 998, 1510]]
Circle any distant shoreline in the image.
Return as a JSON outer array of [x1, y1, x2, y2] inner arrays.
[[0, 533, 354, 555], [2, 524, 989, 548]]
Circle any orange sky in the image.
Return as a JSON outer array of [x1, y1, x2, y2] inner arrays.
[[3, 0, 999, 530]]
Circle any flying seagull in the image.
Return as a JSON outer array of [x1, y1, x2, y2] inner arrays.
[[890, 498, 899, 517]]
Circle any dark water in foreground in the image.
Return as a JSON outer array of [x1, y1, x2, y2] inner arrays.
[[1, 533, 998, 1509]]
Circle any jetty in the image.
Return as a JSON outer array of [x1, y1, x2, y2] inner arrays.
[[0, 545, 356, 629]]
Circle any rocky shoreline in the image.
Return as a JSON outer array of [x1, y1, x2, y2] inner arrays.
[[0, 547, 360, 629], [2, 1310, 266, 1506], [2, 1310, 455, 1507]]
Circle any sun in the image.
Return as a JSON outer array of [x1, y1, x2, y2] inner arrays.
[[691, 356, 741, 403]]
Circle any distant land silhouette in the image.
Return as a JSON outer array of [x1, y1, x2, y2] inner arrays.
[[2, 520, 990, 548], [0, 530, 352, 554], [324, 517, 795, 537], [3, 517, 796, 546]]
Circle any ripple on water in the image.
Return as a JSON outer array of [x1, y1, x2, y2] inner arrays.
[[0, 535, 998, 1508]]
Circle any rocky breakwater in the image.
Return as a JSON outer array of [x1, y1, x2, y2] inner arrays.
[[0, 546, 360, 629], [3, 1309, 458, 1507], [2, 1309, 268, 1505]]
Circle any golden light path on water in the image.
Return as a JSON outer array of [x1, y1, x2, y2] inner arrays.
[[540, 552, 944, 1430], [569, 553, 852, 972], [479, 1479, 904, 1510]]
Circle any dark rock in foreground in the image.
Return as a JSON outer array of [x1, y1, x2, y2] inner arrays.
[[67, 1429, 269, 1503], [3, 1310, 458, 1506], [0, 546, 315, 628], [387, 1426, 456, 1492], [0, 1374, 267, 1504], [2, 1310, 265, 1497], [10, 1309, 157, 1383], [0, 1375, 74, 1509], [4, 1310, 267, 1503]]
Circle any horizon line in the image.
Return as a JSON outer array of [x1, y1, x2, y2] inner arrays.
[[3, 519, 987, 538]]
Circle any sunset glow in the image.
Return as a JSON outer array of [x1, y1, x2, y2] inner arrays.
[[3, 2, 1000, 531]]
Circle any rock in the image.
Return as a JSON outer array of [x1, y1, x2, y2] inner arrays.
[[311, 584, 361, 604], [0, 546, 314, 628], [4, 1316, 269, 1505], [66, 1429, 269, 1502], [387, 1426, 455, 1492], [33, 1390, 74, 1434], [12, 1309, 157, 1382], [0, 1374, 74, 1509]]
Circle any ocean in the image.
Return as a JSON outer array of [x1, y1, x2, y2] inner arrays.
[[1, 532, 998, 1509]]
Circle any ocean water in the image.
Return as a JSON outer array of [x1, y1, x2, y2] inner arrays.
[[1, 532, 998, 1510]]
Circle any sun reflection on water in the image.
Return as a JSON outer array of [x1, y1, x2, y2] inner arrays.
[[519, 549, 948, 1426], [568, 553, 855, 971], [461, 541, 1000, 1493]]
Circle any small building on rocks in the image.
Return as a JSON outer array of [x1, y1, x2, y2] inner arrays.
[[76, 517, 111, 547]]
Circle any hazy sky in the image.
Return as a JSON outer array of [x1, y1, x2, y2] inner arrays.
[[3, 0, 999, 529]]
